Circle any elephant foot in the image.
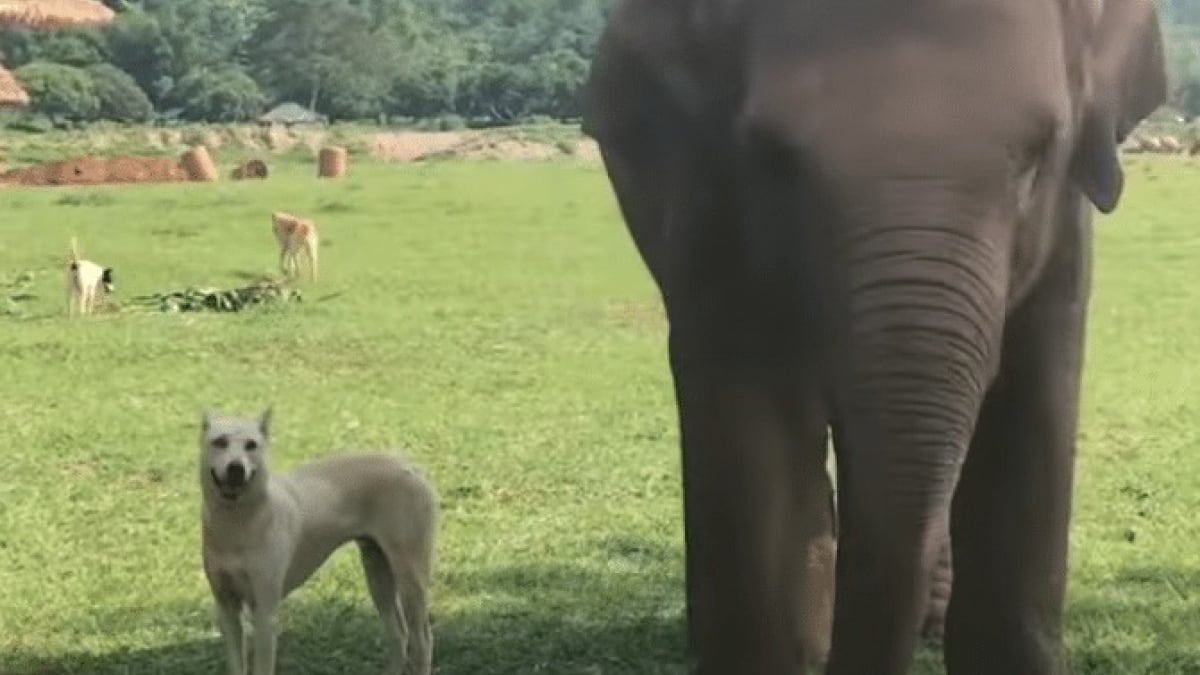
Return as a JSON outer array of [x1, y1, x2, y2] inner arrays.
[[800, 534, 836, 671]]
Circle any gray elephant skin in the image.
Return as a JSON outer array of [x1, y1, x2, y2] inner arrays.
[[581, 1, 1166, 674]]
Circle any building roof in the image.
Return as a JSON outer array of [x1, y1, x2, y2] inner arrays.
[[0, 65, 30, 107], [0, 0, 116, 29], [258, 102, 327, 125], [0, 0, 117, 107]]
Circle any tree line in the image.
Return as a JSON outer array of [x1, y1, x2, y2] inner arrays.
[[3, 0, 1200, 127], [0, 0, 609, 126]]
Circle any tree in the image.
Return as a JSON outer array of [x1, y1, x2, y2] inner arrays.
[[85, 63, 154, 122], [139, 0, 267, 80], [250, 0, 398, 115], [13, 61, 101, 122], [100, 7, 173, 104], [169, 68, 266, 122]]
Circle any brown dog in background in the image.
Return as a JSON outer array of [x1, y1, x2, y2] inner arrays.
[[270, 211, 319, 281]]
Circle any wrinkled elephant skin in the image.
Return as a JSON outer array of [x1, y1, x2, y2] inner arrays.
[[582, 1, 1165, 674]]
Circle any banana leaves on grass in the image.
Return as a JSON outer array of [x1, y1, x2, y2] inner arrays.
[[129, 281, 301, 313]]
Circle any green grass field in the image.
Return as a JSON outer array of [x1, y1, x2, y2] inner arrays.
[[0, 152, 1197, 674]]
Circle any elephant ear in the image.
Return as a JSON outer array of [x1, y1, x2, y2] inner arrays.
[[581, 0, 720, 146], [1071, 0, 1167, 214]]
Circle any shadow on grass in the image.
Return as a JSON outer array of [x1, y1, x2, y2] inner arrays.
[[13, 558, 1188, 674], [1, 559, 688, 675]]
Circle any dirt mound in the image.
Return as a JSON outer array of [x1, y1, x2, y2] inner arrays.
[[0, 155, 188, 187], [412, 135, 561, 162], [572, 139, 601, 161], [368, 130, 595, 162], [368, 131, 465, 161]]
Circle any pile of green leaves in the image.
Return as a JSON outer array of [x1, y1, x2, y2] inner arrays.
[[129, 280, 301, 313], [0, 270, 39, 317]]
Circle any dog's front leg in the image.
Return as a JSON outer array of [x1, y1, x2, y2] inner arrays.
[[215, 598, 247, 675], [250, 599, 281, 675]]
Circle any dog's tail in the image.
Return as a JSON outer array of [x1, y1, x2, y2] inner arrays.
[[67, 236, 80, 266]]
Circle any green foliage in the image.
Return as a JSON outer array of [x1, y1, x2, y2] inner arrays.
[[33, 31, 107, 67], [98, 7, 173, 104], [248, 0, 397, 119], [85, 63, 154, 122], [12, 61, 101, 122], [169, 68, 266, 122], [0, 0, 609, 123], [8, 0, 1200, 123], [129, 281, 302, 313]]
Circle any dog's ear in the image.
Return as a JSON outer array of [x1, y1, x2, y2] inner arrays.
[[201, 410, 214, 433], [258, 406, 273, 438]]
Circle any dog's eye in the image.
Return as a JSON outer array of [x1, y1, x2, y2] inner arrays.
[[212, 436, 229, 450], [244, 440, 258, 451]]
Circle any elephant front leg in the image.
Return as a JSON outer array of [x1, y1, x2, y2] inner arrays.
[[921, 534, 952, 643], [796, 427, 835, 667], [943, 235, 1089, 675], [670, 354, 832, 675]]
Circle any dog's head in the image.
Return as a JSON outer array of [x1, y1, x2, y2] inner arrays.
[[200, 407, 272, 503], [100, 268, 115, 294]]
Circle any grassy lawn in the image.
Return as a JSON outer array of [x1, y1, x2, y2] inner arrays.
[[0, 151, 1197, 674]]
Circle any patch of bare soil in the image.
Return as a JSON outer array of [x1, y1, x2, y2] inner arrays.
[[0, 155, 188, 187], [418, 135, 561, 161], [367, 131, 466, 160], [572, 139, 601, 161], [367, 130, 600, 162]]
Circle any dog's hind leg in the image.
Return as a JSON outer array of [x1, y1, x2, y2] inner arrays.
[[306, 239, 318, 280], [278, 247, 291, 278], [357, 538, 410, 675], [384, 542, 432, 675]]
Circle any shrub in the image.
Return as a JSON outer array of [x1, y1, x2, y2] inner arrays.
[[13, 61, 100, 122], [169, 68, 266, 122], [85, 63, 154, 122]]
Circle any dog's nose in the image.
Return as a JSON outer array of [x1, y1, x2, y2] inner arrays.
[[225, 462, 246, 486]]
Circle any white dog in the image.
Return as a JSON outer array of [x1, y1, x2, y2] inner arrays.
[[199, 408, 437, 675], [270, 211, 319, 280], [65, 236, 114, 316]]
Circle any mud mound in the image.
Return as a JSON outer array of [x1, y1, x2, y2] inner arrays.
[[0, 155, 188, 187]]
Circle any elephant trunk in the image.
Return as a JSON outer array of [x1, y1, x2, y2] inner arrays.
[[823, 185, 1011, 668]]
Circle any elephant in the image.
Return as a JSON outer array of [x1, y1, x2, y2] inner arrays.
[[581, 1, 1166, 674]]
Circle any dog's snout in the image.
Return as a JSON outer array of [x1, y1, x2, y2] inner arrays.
[[225, 462, 247, 486]]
